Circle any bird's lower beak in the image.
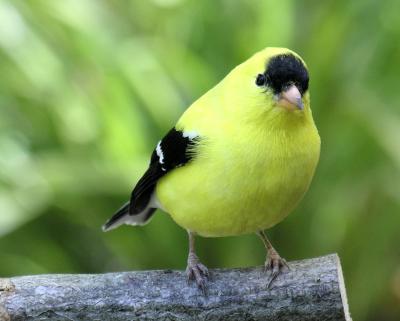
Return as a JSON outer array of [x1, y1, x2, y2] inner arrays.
[[277, 85, 304, 110]]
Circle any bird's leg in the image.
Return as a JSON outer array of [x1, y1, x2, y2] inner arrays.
[[257, 230, 289, 288], [186, 230, 209, 293]]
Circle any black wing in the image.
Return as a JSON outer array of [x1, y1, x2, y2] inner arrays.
[[129, 127, 200, 214]]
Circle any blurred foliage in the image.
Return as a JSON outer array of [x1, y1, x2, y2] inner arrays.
[[0, 0, 400, 320]]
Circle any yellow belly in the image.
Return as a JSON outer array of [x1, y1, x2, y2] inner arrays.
[[156, 121, 320, 237]]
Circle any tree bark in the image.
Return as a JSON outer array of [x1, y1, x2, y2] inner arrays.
[[0, 254, 351, 321]]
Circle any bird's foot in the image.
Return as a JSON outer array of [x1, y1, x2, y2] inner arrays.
[[264, 248, 289, 288], [186, 252, 209, 294]]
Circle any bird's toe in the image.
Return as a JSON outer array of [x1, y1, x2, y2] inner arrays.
[[264, 254, 289, 288], [186, 257, 209, 294]]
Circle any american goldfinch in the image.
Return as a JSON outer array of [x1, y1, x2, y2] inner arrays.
[[103, 47, 320, 290]]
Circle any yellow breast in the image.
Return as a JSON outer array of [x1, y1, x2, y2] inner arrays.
[[156, 107, 320, 237]]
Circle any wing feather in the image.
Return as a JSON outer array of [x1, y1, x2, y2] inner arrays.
[[129, 128, 200, 215], [103, 127, 201, 231]]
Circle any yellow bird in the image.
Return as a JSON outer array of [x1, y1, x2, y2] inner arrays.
[[103, 47, 320, 290]]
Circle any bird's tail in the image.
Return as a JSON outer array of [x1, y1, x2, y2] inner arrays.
[[102, 201, 156, 232], [102, 202, 130, 232]]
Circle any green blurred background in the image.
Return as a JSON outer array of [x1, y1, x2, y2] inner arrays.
[[0, 0, 399, 320]]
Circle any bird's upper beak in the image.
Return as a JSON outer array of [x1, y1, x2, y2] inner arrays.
[[277, 84, 304, 110]]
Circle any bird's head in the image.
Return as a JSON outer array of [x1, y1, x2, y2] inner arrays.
[[223, 47, 310, 120], [254, 48, 308, 111]]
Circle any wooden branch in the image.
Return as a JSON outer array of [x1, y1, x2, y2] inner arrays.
[[0, 254, 351, 321]]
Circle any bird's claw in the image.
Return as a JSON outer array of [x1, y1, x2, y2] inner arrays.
[[264, 252, 289, 288], [186, 253, 209, 294]]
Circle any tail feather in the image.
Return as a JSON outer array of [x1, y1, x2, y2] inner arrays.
[[102, 202, 130, 232], [102, 201, 157, 232]]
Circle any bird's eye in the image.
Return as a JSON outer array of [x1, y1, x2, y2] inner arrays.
[[255, 74, 266, 86]]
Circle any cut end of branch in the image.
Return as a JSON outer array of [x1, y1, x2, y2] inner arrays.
[[336, 254, 352, 321], [0, 279, 14, 293], [0, 304, 10, 321]]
